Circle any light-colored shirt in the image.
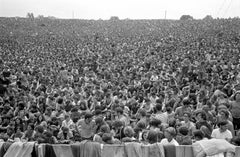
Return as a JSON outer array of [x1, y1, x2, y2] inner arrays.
[[77, 119, 96, 138], [211, 129, 232, 140], [160, 138, 179, 146], [155, 112, 168, 125]]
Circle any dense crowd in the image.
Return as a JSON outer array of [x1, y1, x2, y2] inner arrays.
[[0, 17, 240, 146]]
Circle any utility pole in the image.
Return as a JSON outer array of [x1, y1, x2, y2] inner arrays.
[[72, 11, 74, 19], [165, 10, 167, 19]]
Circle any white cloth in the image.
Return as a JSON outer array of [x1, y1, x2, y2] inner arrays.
[[211, 129, 232, 140], [160, 138, 179, 146]]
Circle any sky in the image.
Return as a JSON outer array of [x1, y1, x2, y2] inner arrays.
[[0, 0, 239, 20]]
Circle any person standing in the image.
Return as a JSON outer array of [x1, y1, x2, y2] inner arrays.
[[76, 112, 96, 141], [211, 121, 233, 142], [230, 91, 240, 130]]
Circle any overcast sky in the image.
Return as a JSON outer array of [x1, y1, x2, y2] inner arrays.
[[0, 0, 239, 19]]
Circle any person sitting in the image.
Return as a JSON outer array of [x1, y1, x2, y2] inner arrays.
[[176, 126, 192, 145], [122, 126, 137, 142], [57, 127, 73, 142], [160, 127, 179, 146], [102, 133, 120, 144], [93, 125, 110, 143], [147, 130, 158, 144]]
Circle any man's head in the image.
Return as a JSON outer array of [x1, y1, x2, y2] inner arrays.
[[84, 112, 93, 124], [183, 111, 191, 122], [115, 107, 123, 116], [147, 130, 158, 144], [217, 120, 228, 132], [164, 127, 176, 139], [182, 98, 190, 108]]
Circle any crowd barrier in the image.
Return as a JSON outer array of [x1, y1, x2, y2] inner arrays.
[[0, 141, 240, 157]]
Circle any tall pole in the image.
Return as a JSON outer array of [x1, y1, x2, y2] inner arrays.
[[165, 10, 167, 19], [72, 11, 74, 19]]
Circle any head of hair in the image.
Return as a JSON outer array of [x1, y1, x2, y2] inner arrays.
[[115, 107, 123, 114], [155, 104, 162, 111], [102, 133, 113, 144], [156, 99, 163, 104], [182, 98, 190, 106], [100, 125, 110, 134], [217, 120, 228, 127], [35, 125, 44, 133], [178, 126, 189, 136], [138, 108, 147, 117], [95, 117, 104, 125], [136, 121, 146, 130], [28, 123, 35, 130], [168, 118, 176, 128], [183, 111, 191, 118], [165, 127, 176, 136], [112, 120, 124, 128], [123, 126, 135, 138], [219, 109, 229, 119], [147, 130, 158, 144], [84, 112, 93, 119], [200, 125, 211, 139], [193, 130, 204, 140], [149, 118, 161, 127]]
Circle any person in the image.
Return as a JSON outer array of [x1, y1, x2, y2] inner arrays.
[[115, 107, 129, 126], [195, 110, 212, 132], [175, 98, 192, 121], [102, 133, 120, 144], [140, 130, 149, 144], [193, 130, 206, 142], [147, 130, 158, 144], [231, 130, 240, 146], [76, 112, 96, 140], [229, 91, 240, 130], [160, 127, 179, 146], [61, 114, 75, 133], [153, 103, 168, 126], [181, 111, 196, 136], [218, 109, 234, 136], [136, 108, 148, 127], [57, 127, 73, 141], [121, 126, 136, 142], [176, 126, 192, 145], [21, 123, 35, 141], [93, 125, 110, 143], [1, 17, 240, 147], [33, 125, 45, 141], [112, 120, 125, 140], [211, 121, 233, 142], [149, 118, 162, 132]]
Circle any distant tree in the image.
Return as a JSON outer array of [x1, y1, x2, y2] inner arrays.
[[203, 15, 213, 20], [110, 16, 120, 21], [26, 12, 34, 20], [37, 15, 44, 19], [26, 13, 31, 18], [47, 16, 57, 19], [180, 15, 193, 21]]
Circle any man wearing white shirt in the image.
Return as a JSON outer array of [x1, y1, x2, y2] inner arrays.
[[160, 127, 179, 146], [211, 120, 233, 142]]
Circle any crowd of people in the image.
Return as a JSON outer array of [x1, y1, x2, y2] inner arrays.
[[0, 17, 240, 146]]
